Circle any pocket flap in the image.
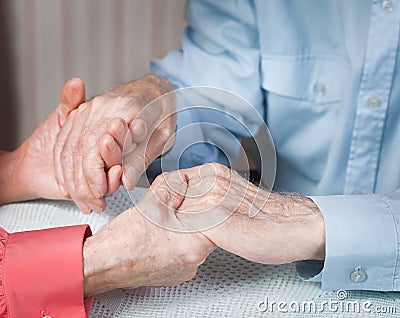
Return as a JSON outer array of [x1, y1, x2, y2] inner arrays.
[[261, 54, 350, 104]]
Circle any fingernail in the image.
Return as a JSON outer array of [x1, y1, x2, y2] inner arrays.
[[77, 200, 92, 214], [116, 122, 125, 137], [91, 204, 104, 213], [123, 167, 139, 190], [107, 135, 117, 151], [132, 120, 145, 137]]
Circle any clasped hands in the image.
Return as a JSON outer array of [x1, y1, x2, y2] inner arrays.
[[83, 163, 325, 296], [1, 77, 325, 297]]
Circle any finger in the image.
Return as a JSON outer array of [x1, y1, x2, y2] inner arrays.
[[61, 77, 86, 109], [128, 101, 165, 144], [75, 197, 106, 214], [61, 110, 87, 198], [54, 110, 76, 198], [89, 197, 106, 213], [58, 78, 86, 127], [82, 132, 108, 199], [70, 140, 106, 213], [106, 165, 123, 196], [129, 118, 149, 143], [107, 117, 129, 148], [54, 79, 85, 196], [122, 126, 172, 191], [122, 141, 149, 191], [74, 199, 92, 214], [143, 171, 188, 210], [99, 134, 122, 169]]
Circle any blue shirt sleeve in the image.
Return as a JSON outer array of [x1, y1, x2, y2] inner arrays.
[[150, 0, 264, 168], [296, 190, 400, 291]]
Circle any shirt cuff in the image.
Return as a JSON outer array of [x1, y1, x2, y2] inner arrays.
[[305, 193, 398, 291], [4, 225, 93, 317]]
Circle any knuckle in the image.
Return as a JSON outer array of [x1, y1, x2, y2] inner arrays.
[[82, 132, 98, 146], [75, 185, 93, 199], [154, 186, 171, 203], [181, 269, 197, 282], [151, 172, 170, 191], [216, 176, 231, 190], [60, 148, 73, 166], [180, 244, 209, 266], [158, 127, 173, 144], [54, 141, 62, 155], [92, 95, 106, 106], [208, 192, 222, 206], [152, 173, 164, 187], [211, 162, 229, 174], [120, 95, 140, 111], [181, 250, 201, 266]]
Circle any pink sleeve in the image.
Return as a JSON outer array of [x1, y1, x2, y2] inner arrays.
[[1, 225, 93, 317]]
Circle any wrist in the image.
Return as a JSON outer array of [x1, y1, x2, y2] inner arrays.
[[83, 234, 119, 297], [300, 197, 326, 261], [83, 213, 139, 296], [107, 75, 173, 105], [268, 193, 326, 262], [291, 196, 326, 261], [0, 148, 31, 204]]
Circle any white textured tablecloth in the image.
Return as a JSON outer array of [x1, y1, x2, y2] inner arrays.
[[1, 187, 399, 317]]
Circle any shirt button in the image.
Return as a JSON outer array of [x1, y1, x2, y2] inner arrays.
[[313, 83, 326, 96], [382, 0, 394, 12], [367, 95, 381, 107], [350, 266, 367, 283]]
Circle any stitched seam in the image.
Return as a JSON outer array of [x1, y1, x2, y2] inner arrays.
[[382, 196, 399, 290], [2, 233, 10, 318], [261, 52, 350, 66]]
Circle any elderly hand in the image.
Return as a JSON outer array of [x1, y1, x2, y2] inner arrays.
[[163, 163, 325, 264], [0, 77, 125, 211], [83, 172, 215, 297], [54, 75, 175, 213], [0, 78, 86, 204]]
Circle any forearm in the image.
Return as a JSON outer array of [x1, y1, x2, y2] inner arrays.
[[83, 214, 138, 297], [83, 233, 124, 297]]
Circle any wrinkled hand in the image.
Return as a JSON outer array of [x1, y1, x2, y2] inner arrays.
[[83, 172, 215, 296], [162, 163, 325, 264], [10, 78, 86, 202], [54, 75, 175, 213]]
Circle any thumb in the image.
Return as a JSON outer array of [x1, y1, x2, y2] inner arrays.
[[142, 171, 188, 210], [60, 77, 86, 111], [57, 77, 86, 127]]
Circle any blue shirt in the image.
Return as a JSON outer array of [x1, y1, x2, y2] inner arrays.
[[151, 0, 400, 291]]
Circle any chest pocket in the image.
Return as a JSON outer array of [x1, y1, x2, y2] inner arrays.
[[261, 54, 351, 190], [261, 54, 350, 105]]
